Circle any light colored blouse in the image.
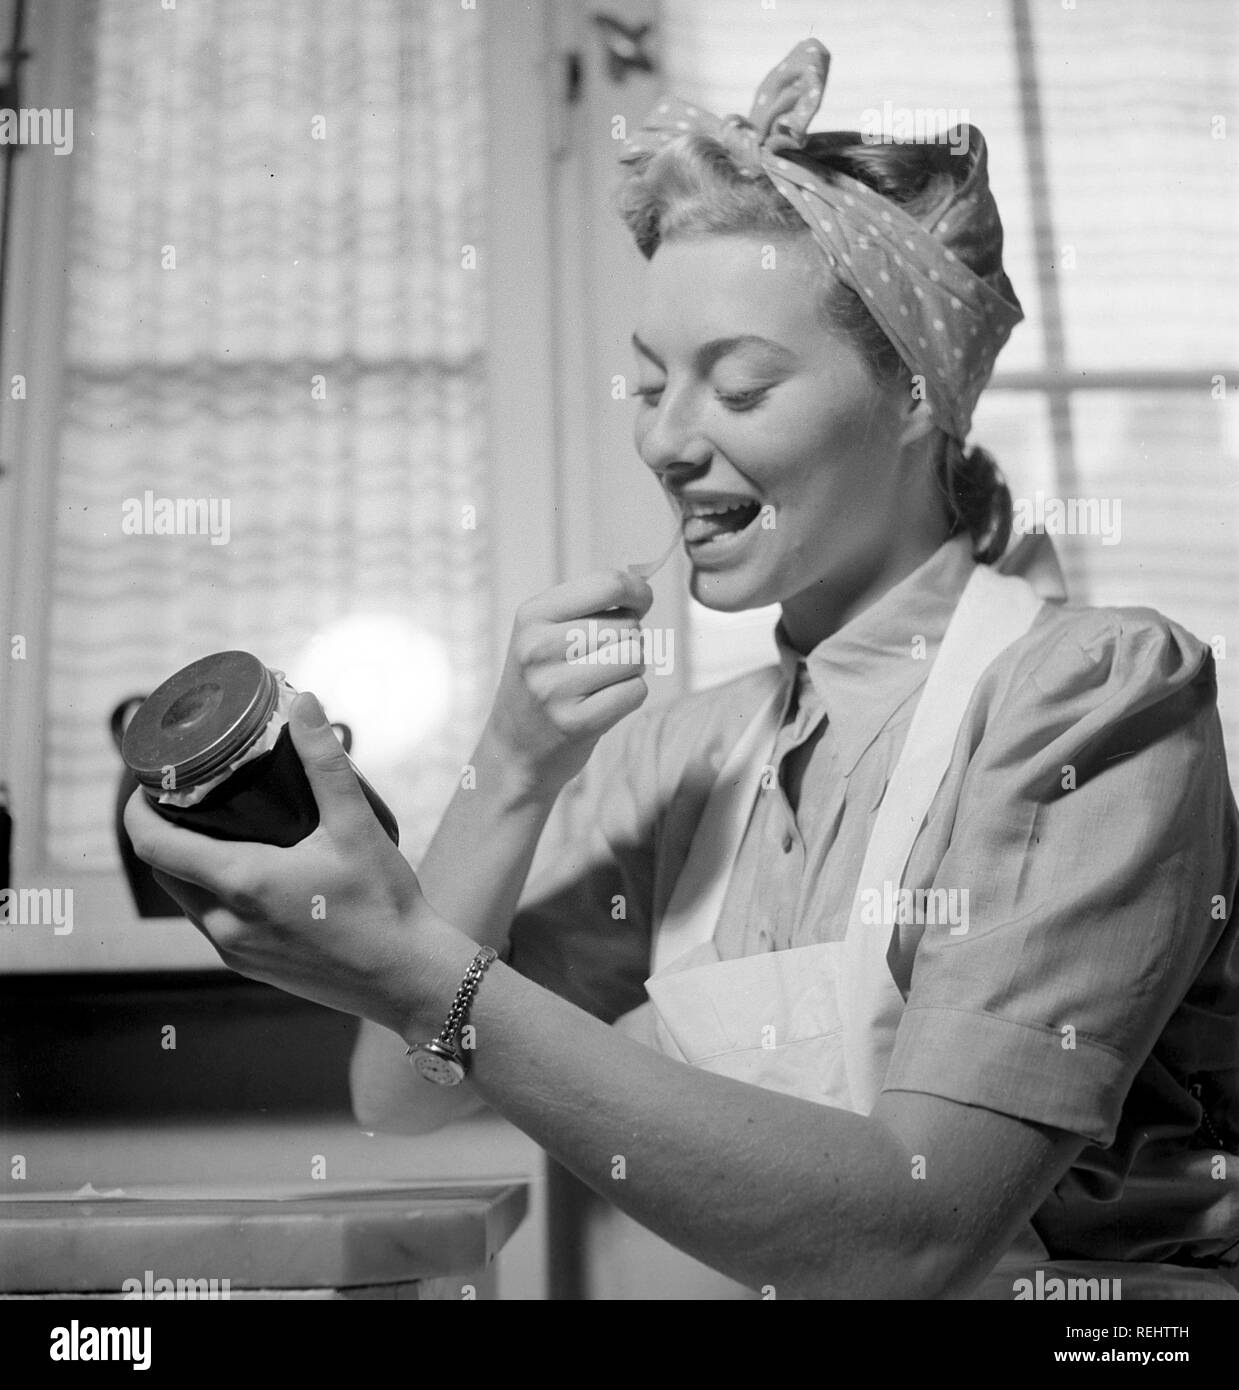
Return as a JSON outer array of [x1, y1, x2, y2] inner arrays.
[[508, 533, 1239, 1268]]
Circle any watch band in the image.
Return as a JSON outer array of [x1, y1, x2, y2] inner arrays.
[[406, 946, 497, 1085]]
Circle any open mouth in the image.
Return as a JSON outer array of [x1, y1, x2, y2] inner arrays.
[[682, 500, 763, 546]]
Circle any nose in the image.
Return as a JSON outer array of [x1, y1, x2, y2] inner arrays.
[[637, 388, 713, 482]]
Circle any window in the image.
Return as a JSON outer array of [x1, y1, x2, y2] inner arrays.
[[658, 0, 1239, 777], [0, 0, 564, 970]]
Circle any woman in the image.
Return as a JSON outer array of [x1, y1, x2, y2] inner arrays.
[[128, 40, 1239, 1299]]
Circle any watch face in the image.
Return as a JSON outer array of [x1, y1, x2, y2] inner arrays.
[[413, 1047, 465, 1086]]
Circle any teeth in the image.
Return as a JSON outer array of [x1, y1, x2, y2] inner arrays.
[[682, 498, 758, 518]]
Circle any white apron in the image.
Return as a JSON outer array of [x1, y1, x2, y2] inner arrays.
[[585, 540, 1239, 1299]]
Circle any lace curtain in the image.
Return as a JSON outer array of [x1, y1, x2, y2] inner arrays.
[[44, 0, 491, 869]]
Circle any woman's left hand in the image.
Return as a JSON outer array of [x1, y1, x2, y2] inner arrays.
[[124, 691, 460, 1038]]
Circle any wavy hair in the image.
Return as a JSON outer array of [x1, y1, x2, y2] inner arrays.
[[617, 130, 1013, 563]]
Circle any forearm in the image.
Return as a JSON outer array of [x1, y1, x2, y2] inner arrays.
[[351, 729, 562, 1133], [350, 1015, 485, 1134], [398, 924, 955, 1299], [415, 724, 561, 948]]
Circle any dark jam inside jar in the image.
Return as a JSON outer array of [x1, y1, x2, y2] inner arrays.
[[121, 650, 399, 848]]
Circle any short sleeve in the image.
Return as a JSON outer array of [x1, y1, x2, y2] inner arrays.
[[506, 705, 664, 1023], [884, 606, 1238, 1147]]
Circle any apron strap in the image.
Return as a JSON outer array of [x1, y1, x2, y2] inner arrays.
[[838, 563, 1047, 1112]]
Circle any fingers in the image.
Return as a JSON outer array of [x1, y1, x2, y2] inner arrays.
[[522, 569, 654, 624], [287, 692, 376, 838], [150, 868, 207, 928], [577, 672, 650, 725], [539, 623, 651, 703], [123, 787, 247, 892], [151, 868, 252, 971], [525, 602, 645, 656], [561, 615, 648, 662]]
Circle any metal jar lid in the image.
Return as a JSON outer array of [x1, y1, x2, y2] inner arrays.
[[121, 651, 279, 791]]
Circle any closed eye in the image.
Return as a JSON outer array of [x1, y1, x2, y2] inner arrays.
[[716, 387, 769, 411], [633, 383, 771, 410]]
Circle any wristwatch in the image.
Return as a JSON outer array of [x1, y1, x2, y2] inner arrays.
[[406, 946, 497, 1086]]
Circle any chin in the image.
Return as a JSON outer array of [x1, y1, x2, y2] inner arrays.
[[688, 568, 780, 613]]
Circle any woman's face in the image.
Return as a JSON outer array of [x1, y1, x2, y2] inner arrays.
[[632, 233, 946, 643]]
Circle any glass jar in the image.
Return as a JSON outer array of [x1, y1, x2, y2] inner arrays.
[[121, 650, 399, 847]]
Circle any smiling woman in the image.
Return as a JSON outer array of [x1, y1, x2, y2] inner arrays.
[[619, 112, 1023, 584], [370, 36, 1239, 1299], [628, 234, 947, 637], [132, 35, 1239, 1302]]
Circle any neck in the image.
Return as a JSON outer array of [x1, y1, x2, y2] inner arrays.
[[779, 511, 953, 654]]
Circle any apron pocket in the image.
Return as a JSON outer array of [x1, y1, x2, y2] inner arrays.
[[647, 943, 850, 1107]]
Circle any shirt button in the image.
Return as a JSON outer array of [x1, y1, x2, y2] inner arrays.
[[781, 832, 795, 853]]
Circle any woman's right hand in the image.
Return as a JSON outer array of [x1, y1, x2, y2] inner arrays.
[[481, 568, 656, 798]]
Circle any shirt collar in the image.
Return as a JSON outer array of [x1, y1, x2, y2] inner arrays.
[[773, 533, 977, 775]]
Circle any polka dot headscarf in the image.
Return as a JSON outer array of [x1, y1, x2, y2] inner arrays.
[[620, 39, 1024, 443]]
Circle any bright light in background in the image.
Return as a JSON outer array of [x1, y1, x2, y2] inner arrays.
[[287, 615, 453, 768]]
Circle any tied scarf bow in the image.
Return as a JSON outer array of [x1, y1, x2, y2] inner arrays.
[[620, 39, 1023, 443]]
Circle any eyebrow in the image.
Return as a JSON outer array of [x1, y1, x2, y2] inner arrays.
[[631, 332, 797, 372]]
